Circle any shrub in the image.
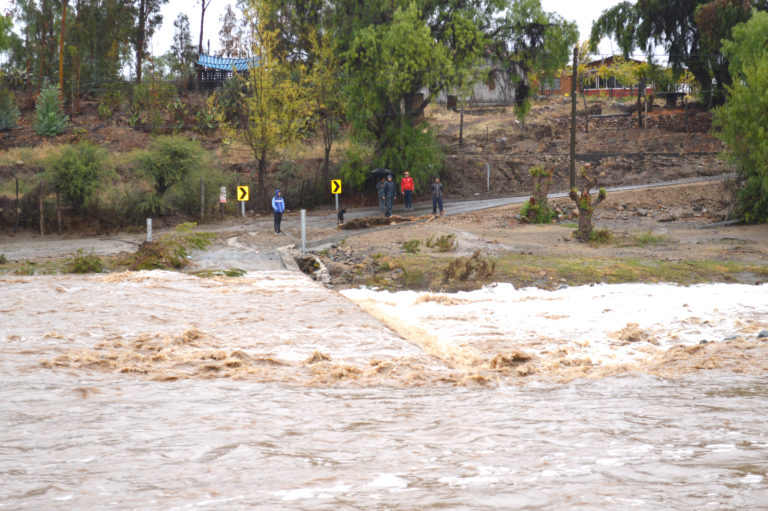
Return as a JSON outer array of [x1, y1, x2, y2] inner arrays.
[[167, 162, 228, 218], [443, 250, 495, 281], [0, 253, 7, 264], [137, 136, 207, 197], [66, 250, 104, 273], [34, 83, 69, 136], [126, 222, 213, 270], [401, 239, 421, 253], [46, 141, 110, 212], [426, 233, 457, 252], [521, 198, 555, 224], [0, 87, 20, 131], [588, 228, 612, 245]]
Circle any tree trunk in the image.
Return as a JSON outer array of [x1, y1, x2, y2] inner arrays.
[[258, 149, 267, 211], [59, 0, 67, 94], [135, 0, 146, 83], [576, 209, 592, 241], [198, 0, 210, 55]]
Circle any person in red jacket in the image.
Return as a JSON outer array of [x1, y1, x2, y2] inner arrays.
[[400, 171, 414, 210]]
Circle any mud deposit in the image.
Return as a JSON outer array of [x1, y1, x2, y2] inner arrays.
[[2, 271, 768, 509]]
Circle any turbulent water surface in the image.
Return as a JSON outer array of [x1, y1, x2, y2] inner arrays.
[[2, 271, 767, 509]]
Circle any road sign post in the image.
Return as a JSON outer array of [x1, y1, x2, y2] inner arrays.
[[331, 179, 341, 211], [237, 186, 249, 218]]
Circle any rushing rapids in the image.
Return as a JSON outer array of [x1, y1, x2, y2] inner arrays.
[[2, 271, 767, 509]]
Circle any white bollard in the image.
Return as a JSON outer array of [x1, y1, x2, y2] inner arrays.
[[301, 209, 306, 254], [146, 218, 152, 242]]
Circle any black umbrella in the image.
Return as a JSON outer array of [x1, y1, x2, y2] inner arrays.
[[370, 168, 393, 176]]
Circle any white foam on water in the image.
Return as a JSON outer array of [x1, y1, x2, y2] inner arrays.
[[342, 283, 768, 367]]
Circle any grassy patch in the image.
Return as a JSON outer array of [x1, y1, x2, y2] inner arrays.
[[192, 268, 247, 278], [373, 252, 768, 291], [401, 239, 421, 253], [120, 223, 213, 270], [425, 233, 458, 252], [66, 250, 104, 273], [630, 230, 670, 247]]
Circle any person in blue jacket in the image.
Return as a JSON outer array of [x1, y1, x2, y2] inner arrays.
[[272, 189, 285, 234]]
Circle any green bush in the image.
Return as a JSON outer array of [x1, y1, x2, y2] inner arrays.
[[167, 162, 229, 218], [66, 250, 104, 273], [521, 198, 555, 224], [426, 233, 457, 252], [137, 136, 207, 197], [34, 83, 69, 136], [588, 228, 613, 245], [127, 222, 213, 270], [0, 87, 20, 131], [46, 141, 110, 212], [401, 239, 421, 253]]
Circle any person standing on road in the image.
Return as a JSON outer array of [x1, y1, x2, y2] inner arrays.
[[431, 177, 444, 216], [376, 177, 386, 213], [383, 174, 396, 217], [400, 171, 414, 210], [272, 189, 285, 234]]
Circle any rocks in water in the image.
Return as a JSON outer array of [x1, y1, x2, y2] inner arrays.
[[758, 330, 768, 339]]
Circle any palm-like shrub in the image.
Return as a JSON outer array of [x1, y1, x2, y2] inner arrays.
[[34, 83, 69, 136]]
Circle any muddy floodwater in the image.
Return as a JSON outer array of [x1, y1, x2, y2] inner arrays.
[[2, 271, 767, 509]]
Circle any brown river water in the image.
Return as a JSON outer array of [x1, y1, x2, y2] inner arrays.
[[2, 271, 767, 509]]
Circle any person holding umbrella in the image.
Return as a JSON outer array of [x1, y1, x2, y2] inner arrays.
[[383, 174, 396, 217]]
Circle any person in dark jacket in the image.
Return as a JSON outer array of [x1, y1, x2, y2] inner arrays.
[[431, 177, 444, 216], [383, 174, 396, 217], [272, 189, 285, 234], [376, 177, 386, 213]]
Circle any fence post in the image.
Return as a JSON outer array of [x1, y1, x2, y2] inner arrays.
[[146, 218, 152, 242], [39, 179, 44, 235], [56, 190, 62, 235], [486, 163, 490, 192], [200, 177, 204, 221], [300, 209, 306, 254], [14, 177, 19, 233]]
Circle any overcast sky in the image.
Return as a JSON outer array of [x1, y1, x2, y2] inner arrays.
[[152, 0, 625, 58]]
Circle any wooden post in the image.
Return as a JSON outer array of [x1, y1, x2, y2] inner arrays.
[[569, 46, 577, 190], [56, 190, 62, 234], [14, 177, 19, 233], [39, 180, 44, 235], [200, 177, 204, 221], [684, 96, 689, 132]]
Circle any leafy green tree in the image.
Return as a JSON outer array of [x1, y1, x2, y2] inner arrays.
[[721, 8, 768, 80], [130, 0, 168, 83], [443, 11, 487, 145], [220, 0, 311, 210], [343, 3, 448, 185], [170, 13, 196, 80], [487, 0, 578, 127], [34, 82, 69, 136], [46, 141, 109, 212], [590, 0, 767, 106], [218, 3, 248, 57], [0, 87, 20, 131], [138, 136, 207, 197], [713, 11, 768, 222], [307, 29, 344, 186], [0, 13, 13, 51]]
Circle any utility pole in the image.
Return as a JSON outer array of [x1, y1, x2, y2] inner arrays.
[[569, 45, 577, 189]]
